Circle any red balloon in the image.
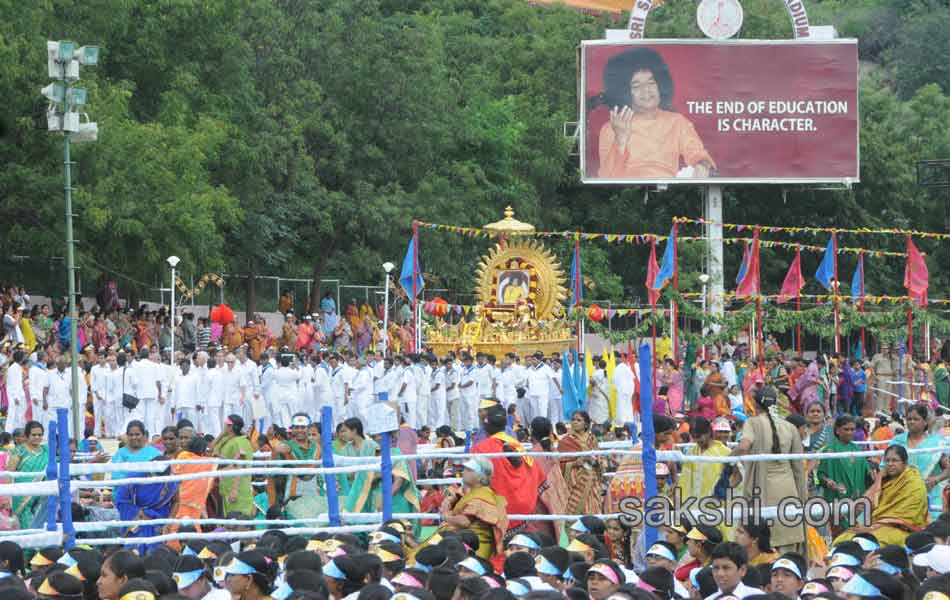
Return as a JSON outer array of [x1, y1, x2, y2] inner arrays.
[[587, 304, 604, 322], [210, 304, 235, 325]]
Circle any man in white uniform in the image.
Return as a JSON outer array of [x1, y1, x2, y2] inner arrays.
[[547, 356, 563, 425], [221, 353, 247, 425], [114, 352, 142, 433], [4, 351, 28, 434], [429, 356, 447, 429], [474, 353, 495, 403], [396, 355, 418, 428], [102, 353, 120, 437], [328, 354, 347, 425], [589, 358, 610, 425], [89, 352, 109, 436], [28, 351, 49, 431], [497, 356, 518, 411], [443, 357, 460, 431], [458, 354, 478, 431], [312, 355, 332, 416], [523, 352, 551, 426], [134, 349, 164, 437], [45, 356, 76, 432], [202, 353, 224, 436], [350, 356, 375, 424], [297, 353, 315, 417], [376, 357, 397, 403], [341, 355, 358, 420], [612, 351, 636, 427], [414, 354, 431, 428], [173, 359, 199, 425]]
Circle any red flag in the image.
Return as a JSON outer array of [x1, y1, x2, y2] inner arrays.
[[646, 239, 660, 306], [777, 249, 805, 304], [904, 236, 929, 306], [736, 228, 760, 299]]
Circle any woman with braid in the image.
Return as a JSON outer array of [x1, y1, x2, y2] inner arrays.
[[732, 385, 808, 555]]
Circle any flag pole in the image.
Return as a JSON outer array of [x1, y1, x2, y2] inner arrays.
[[574, 235, 582, 354], [672, 223, 679, 367], [832, 231, 840, 353], [412, 220, 419, 353], [796, 246, 802, 356], [906, 236, 914, 360], [859, 252, 866, 359]]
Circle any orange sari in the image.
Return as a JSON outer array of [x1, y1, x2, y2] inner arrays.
[[164, 451, 217, 550]]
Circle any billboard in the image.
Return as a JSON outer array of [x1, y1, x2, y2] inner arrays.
[[580, 39, 859, 184]]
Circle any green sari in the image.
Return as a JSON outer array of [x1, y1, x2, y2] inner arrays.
[[934, 364, 949, 408], [11, 444, 49, 529], [338, 437, 378, 498], [282, 440, 328, 520], [892, 432, 945, 519], [215, 435, 255, 516], [344, 448, 421, 537], [816, 436, 870, 528]]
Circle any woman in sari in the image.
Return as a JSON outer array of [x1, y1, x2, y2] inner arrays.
[[8, 420, 49, 529], [816, 415, 871, 535], [337, 418, 379, 498], [115, 455, 178, 554], [213, 414, 255, 516], [528, 417, 568, 543], [417, 458, 508, 561], [163, 434, 215, 545], [558, 411, 603, 516], [833, 444, 929, 547], [659, 359, 685, 414], [345, 432, 422, 538], [891, 403, 948, 519], [934, 359, 949, 408]]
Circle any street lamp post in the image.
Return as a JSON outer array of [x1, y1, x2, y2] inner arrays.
[[43, 40, 99, 438], [167, 256, 180, 362], [382, 262, 395, 355]]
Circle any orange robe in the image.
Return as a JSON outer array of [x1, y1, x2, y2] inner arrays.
[[705, 372, 729, 417], [165, 451, 217, 549], [597, 110, 715, 179]]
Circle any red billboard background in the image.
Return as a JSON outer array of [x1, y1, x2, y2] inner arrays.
[[581, 41, 859, 183]]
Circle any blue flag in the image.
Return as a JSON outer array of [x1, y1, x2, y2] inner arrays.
[[562, 351, 578, 420], [570, 242, 582, 308], [851, 254, 864, 299], [651, 227, 676, 290], [815, 235, 835, 291], [399, 235, 424, 298], [736, 241, 750, 285]]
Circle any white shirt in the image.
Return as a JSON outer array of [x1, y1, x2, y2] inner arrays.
[[474, 364, 494, 398], [329, 365, 346, 401], [705, 582, 764, 600], [498, 367, 519, 406], [90, 363, 109, 400], [431, 367, 446, 402], [352, 367, 374, 402], [313, 365, 332, 406], [445, 366, 460, 400], [135, 359, 162, 399], [174, 371, 199, 409], [273, 366, 300, 393], [526, 363, 550, 400], [29, 364, 49, 403], [414, 363, 431, 400], [6, 362, 25, 401], [47, 369, 72, 409], [721, 360, 738, 388], [398, 366, 417, 403], [459, 364, 478, 399], [221, 366, 245, 406]]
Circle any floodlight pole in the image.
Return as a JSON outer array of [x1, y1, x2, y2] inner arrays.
[[63, 89, 82, 439]]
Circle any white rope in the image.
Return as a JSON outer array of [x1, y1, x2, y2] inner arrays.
[[76, 526, 378, 547], [0, 529, 63, 548]]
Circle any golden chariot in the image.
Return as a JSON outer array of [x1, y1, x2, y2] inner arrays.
[[424, 207, 576, 357]]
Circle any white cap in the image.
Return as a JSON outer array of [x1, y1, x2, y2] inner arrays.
[[913, 544, 950, 574]]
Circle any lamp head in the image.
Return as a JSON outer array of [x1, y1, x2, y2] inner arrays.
[[698, 274, 710, 284], [166, 256, 180, 268], [382, 261, 395, 273]]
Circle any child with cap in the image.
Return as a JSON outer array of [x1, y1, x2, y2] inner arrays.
[[769, 552, 807, 599]]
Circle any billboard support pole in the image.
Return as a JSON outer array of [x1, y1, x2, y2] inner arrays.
[[706, 185, 725, 328]]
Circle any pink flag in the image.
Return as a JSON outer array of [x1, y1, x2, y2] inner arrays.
[[646, 239, 659, 306], [736, 228, 760, 299], [904, 236, 929, 306], [777, 249, 805, 304]]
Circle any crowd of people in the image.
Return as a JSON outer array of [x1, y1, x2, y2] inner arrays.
[[2, 285, 950, 599]]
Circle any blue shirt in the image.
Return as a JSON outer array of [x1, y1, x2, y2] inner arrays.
[[111, 445, 162, 481], [852, 370, 867, 393]]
